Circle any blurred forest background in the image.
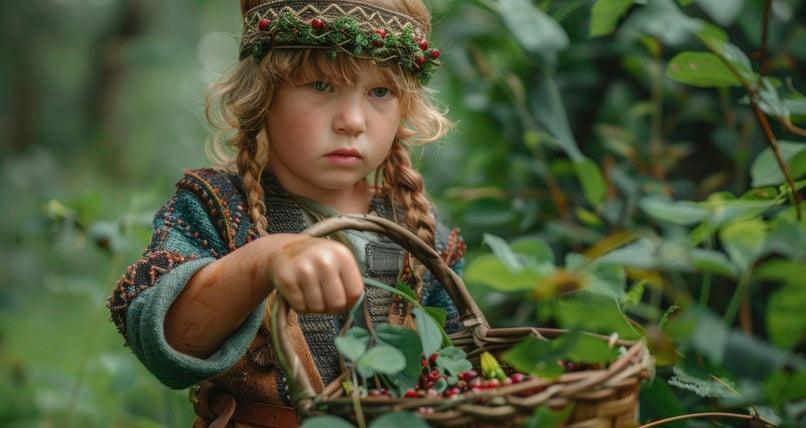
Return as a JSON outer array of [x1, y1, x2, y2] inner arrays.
[[1, 0, 804, 426]]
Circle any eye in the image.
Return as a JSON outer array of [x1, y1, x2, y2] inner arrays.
[[369, 87, 394, 99], [310, 81, 333, 93]]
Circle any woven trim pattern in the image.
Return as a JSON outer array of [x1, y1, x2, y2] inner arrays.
[[239, 1, 440, 83], [108, 250, 194, 341]]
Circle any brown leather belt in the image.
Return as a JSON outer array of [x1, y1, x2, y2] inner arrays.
[[192, 382, 299, 428]]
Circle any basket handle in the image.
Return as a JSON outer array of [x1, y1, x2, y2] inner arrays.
[[271, 214, 488, 407]]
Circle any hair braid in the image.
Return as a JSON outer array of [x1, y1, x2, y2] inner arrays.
[[379, 139, 436, 295], [236, 138, 270, 238]]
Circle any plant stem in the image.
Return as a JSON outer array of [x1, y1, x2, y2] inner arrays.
[[699, 272, 711, 307], [639, 411, 777, 427], [724, 271, 751, 326], [705, 45, 803, 220], [759, 0, 772, 77]]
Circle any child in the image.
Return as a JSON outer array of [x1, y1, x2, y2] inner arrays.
[[107, 0, 466, 426]]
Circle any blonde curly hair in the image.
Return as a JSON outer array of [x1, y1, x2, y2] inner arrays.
[[205, 0, 452, 294]]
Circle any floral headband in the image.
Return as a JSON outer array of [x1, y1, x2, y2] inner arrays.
[[239, 0, 442, 84]]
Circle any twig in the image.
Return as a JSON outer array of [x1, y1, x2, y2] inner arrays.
[[639, 411, 777, 427], [759, 0, 772, 77], [705, 44, 803, 220]]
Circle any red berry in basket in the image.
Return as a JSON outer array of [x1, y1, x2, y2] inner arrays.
[[460, 370, 478, 382], [445, 387, 461, 397], [427, 369, 441, 382], [511, 373, 526, 383], [502, 377, 513, 385], [471, 386, 484, 393], [429, 353, 439, 365], [405, 388, 419, 398], [485, 379, 499, 388], [421, 357, 428, 367], [469, 377, 483, 387]]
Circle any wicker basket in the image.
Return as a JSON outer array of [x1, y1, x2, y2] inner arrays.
[[271, 214, 654, 427]]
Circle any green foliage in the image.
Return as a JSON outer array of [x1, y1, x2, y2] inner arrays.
[[3, 0, 805, 426]]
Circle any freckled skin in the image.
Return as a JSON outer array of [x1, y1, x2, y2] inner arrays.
[[163, 67, 400, 358]]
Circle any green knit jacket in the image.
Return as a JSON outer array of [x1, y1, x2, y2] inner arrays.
[[107, 168, 466, 391]]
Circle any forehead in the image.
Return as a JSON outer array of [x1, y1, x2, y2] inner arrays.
[[291, 54, 395, 86]]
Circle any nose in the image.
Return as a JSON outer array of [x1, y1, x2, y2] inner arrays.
[[332, 92, 367, 137]]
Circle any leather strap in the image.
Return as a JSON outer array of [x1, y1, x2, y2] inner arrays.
[[193, 382, 299, 428]]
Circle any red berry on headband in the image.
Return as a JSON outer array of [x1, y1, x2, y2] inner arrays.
[[311, 18, 325, 30], [375, 28, 387, 38], [258, 18, 271, 31], [418, 39, 429, 51], [415, 56, 427, 66], [430, 49, 440, 60], [372, 39, 384, 48]]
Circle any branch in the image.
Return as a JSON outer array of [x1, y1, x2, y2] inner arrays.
[[759, 0, 772, 77], [639, 411, 777, 428], [704, 45, 803, 220]]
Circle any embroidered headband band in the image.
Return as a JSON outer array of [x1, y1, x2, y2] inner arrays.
[[239, 0, 442, 84]]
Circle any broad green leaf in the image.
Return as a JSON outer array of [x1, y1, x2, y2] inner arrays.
[[639, 379, 686, 428], [574, 159, 606, 207], [755, 259, 804, 287], [766, 283, 806, 349], [694, 0, 744, 26], [524, 405, 574, 428], [690, 248, 738, 278], [356, 345, 406, 379], [665, 307, 727, 364], [700, 194, 778, 226], [464, 254, 543, 292], [639, 197, 708, 225], [750, 141, 806, 187], [503, 332, 617, 380], [668, 366, 737, 398], [395, 281, 417, 302], [590, 0, 634, 37], [763, 370, 806, 408], [582, 259, 627, 300], [626, 0, 702, 46], [369, 412, 430, 428], [483, 233, 524, 272], [375, 324, 423, 396], [334, 327, 370, 362], [621, 280, 646, 306], [435, 347, 472, 376], [498, 0, 569, 63], [424, 306, 447, 328], [413, 307, 443, 357], [555, 293, 640, 339], [510, 237, 555, 265], [667, 52, 742, 87], [719, 218, 767, 272], [301, 416, 355, 428], [533, 75, 585, 162]]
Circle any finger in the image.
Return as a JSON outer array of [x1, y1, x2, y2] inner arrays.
[[319, 268, 347, 314], [298, 262, 325, 313], [272, 267, 306, 312], [338, 255, 364, 307]]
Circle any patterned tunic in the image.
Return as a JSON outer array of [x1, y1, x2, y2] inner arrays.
[[106, 167, 466, 404]]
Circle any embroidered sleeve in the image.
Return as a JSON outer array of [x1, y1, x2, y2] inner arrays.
[[107, 189, 228, 343]]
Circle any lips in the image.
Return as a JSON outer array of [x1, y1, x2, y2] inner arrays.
[[326, 148, 362, 158]]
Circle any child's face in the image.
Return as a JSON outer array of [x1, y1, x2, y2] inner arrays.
[[265, 65, 401, 200]]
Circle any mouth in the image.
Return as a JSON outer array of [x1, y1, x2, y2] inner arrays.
[[325, 148, 363, 166], [326, 148, 362, 158]]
